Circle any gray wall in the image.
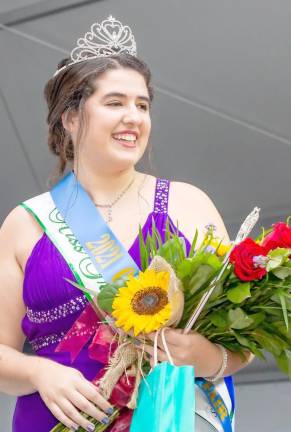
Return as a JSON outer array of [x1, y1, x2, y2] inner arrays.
[[235, 381, 291, 431]]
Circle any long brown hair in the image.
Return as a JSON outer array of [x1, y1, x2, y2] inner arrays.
[[43, 54, 154, 178]]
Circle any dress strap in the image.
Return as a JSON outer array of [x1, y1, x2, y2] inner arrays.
[[153, 178, 170, 214]]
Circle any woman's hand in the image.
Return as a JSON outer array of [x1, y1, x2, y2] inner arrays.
[[137, 329, 223, 378], [31, 357, 113, 431], [136, 328, 253, 378]]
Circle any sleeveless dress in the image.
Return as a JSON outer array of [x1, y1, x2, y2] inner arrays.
[[13, 178, 191, 432]]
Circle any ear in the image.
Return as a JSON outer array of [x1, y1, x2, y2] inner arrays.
[[61, 109, 79, 134]]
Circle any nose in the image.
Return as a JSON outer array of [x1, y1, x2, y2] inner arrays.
[[122, 104, 142, 125]]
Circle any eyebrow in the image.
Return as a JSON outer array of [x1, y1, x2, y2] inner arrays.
[[101, 92, 150, 104]]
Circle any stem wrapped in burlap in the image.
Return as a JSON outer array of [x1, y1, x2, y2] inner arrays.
[[97, 340, 143, 409], [97, 255, 184, 409]]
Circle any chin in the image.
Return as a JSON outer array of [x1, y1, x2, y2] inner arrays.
[[108, 155, 139, 171], [112, 149, 142, 165]]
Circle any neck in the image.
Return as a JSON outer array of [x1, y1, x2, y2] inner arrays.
[[73, 164, 139, 203]]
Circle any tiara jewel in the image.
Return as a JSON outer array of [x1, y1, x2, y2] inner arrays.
[[54, 16, 137, 77]]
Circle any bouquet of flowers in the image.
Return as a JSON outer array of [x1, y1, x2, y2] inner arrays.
[[51, 214, 291, 432]]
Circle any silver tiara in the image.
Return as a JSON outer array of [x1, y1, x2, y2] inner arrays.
[[54, 15, 137, 77]]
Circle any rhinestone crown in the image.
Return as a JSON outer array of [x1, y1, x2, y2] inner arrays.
[[54, 15, 137, 77]]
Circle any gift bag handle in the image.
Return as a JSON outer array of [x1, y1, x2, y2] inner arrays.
[[153, 328, 174, 367]]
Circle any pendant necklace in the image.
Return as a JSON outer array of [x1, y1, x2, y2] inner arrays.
[[94, 176, 136, 223]]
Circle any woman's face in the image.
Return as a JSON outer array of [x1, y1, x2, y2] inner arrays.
[[70, 67, 151, 172]]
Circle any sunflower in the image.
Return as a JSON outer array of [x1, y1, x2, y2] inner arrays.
[[112, 269, 171, 336]]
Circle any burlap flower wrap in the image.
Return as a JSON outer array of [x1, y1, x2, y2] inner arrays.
[[97, 255, 184, 408]]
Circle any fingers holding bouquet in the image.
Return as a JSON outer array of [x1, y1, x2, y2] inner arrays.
[[56, 213, 291, 431], [32, 358, 114, 431], [135, 329, 223, 377]]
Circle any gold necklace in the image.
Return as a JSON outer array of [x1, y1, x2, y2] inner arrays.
[[94, 176, 136, 223]]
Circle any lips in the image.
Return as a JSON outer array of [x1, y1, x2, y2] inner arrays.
[[112, 131, 138, 148], [112, 130, 138, 139], [114, 138, 137, 148]]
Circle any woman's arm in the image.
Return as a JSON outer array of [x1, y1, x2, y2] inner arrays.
[[141, 329, 253, 377], [0, 208, 113, 430], [161, 181, 254, 375], [0, 207, 37, 395], [169, 181, 230, 246], [0, 344, 44, 396]]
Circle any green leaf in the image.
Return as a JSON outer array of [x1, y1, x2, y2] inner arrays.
[[267, 248, 291, 271], [233, 331, 265, 360], [279, 293, 289, 331], [209, 311, 228, 328], [188, 264, 216, 295], [156, 238, 185, 268], [269, 248, 290, 257], [97, 284, 118, 313], [209, 281, 223, 301], [176, 258, 193, 279], [272, 266, 291, 280], [173, 236, 187, 262], [138, 225, 149, 271], [256, 226, 267, 244], [205, 253, 223, 271], [272, 294, 291, 312], [227, 283, 251, 304], [165, 217, 171, 242], [275, 350, 291, 379], [273, 321, 291, 340], [262, 306, 285, 318], [267, 256, 283, 271], [247, 312, 266, 328], [252, 328, 285, 356], [151, 217, 163, 250], [189, 228, 198, 258], [228, 308, 254, 329], [147, 230, 157, 257]]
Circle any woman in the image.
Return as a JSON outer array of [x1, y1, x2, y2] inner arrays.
[[0, 16, 250, 432]]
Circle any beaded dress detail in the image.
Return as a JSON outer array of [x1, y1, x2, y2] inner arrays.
[[13, 178, 191, 432]]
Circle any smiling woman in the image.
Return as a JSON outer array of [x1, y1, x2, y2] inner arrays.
[[44, 54, 153, 178], [65, 68, 151, 173], [0, 15, 250, 432]]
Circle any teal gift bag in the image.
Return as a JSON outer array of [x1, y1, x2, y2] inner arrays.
[[130, 328, 195, 432]]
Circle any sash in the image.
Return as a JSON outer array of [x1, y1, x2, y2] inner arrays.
[[22, 171, 235, 431], [196, 378, 235, 432]]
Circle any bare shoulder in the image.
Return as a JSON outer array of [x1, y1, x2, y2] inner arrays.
[[0, 205, 44, 271], [170, 181, 213, 204], [0, 206, 41, 349], [1, 205, 41, 243], [170, 181, 222, 216], [168, 181, 230, 244]]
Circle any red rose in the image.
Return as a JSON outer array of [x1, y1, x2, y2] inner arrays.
[[262, 222, 291, 252], [230, 238, 269, 281]]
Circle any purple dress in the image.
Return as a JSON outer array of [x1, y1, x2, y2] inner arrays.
[[13, 178, 191, 431]]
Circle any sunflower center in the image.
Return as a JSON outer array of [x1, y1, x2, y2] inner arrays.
[[131, 286, 168, 315]]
